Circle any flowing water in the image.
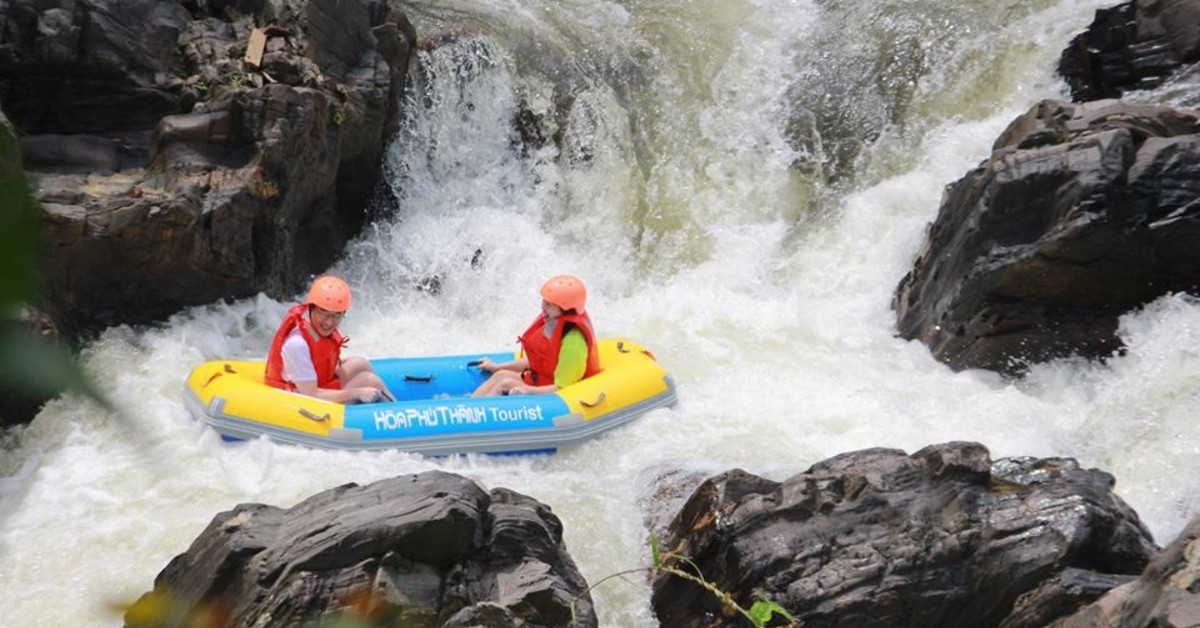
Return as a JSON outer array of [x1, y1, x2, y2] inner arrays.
[[5, 0, 1200, 625]]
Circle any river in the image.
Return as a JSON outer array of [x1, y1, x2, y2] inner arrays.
[[4, 0, 1199, 625]]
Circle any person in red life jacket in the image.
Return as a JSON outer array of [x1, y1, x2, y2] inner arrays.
[[471, 274, 601, 397], [264, 275, 393, 404]]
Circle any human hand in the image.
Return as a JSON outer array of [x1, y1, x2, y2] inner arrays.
[[476, 357, 499, 373], [353, 387, 381, 404]]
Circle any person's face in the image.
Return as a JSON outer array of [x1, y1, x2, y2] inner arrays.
[[309, 305, 345, 337], [541, 299, 564, 319]]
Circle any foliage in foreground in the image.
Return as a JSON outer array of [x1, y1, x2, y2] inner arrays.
[[0, 116, 109, 415], [570, 535, 800, 628], [121, 534, 800, 627]]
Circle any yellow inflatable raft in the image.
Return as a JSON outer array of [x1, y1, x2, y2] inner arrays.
[[183, 338, 676, 455]]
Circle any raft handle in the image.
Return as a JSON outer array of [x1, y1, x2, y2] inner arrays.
[[298, 408, 329, 422], [580, 392, 606, 408], [224, 364, 237, 373], [617, 342, 630, 353], [404, 374, 434, 383], [466, 360, 483, 367]]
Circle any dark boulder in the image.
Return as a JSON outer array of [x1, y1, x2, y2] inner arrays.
[[894, 99, 1200, 374], [0, 0, 192, 133], [125, 471, 597, 627], [1046, 516, 1200, 627], [1060, 0, 1200, 102], [650, 442, 1156, 628], [0, 0, 415, 339], [1001, 568, 1137, 628]]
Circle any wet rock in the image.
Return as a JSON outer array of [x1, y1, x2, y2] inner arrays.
[[1047, 516, 1200, 628], [894, 99, 1200, 375], [650, 442, 1156, 628], [126, 471, 597, 627], [1060, 0, 1200, 102], [1002, 568, 1136, 628]]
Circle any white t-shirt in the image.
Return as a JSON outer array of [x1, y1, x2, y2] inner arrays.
[[280, 329, 318, 384]]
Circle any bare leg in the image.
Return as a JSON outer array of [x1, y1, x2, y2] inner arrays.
[[338, 357, 372, 381], [471, 370, 523, 397], [339, 357, 394, 400]]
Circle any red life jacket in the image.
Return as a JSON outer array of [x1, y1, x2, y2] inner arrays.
[[519, 310, 601, 387], [264, 304, 345, 391]]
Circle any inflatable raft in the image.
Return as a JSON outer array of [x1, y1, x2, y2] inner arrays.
[[183, 338, 676, 455]]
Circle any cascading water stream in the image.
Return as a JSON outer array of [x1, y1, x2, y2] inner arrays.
[[4, 0, 1200, 625]]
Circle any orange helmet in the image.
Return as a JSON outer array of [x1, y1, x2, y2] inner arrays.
[[307, 275, 352, 312], [540, 274, 587, 312]]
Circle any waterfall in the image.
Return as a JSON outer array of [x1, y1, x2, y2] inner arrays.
[[5, 0, 1199, 625]]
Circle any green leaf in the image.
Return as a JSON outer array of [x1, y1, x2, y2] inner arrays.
[[0, 112, 109, 413], [0, 115, 39, 306], [748, 599, 797, 627], [0, 325, 111, 411], [650, 534, 662, 568]]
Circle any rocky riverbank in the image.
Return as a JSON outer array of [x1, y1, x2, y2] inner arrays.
[[126, 442, 1200, 627], [126, 470, 596, 627], [1, 0, 415, 427], [894, 0, 1200, 375], [2, 0, 414, 342]]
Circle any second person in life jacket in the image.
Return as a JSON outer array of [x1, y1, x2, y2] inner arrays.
[[471, 274, 601, 397], [264, 275, 394, 404]]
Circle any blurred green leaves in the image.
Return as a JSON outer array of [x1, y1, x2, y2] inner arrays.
[[0, 113, 36, 305], [0, 323, 110, 410], [0, 114, 110, 414]]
